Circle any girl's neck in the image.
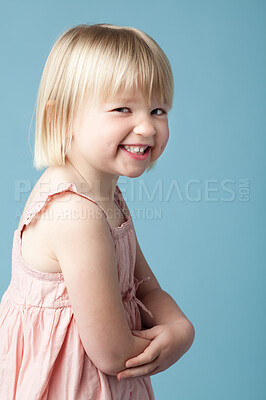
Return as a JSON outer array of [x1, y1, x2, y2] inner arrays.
[[65, 157, 119, 203]]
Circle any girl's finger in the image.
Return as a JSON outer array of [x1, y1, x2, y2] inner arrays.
[[118, 360, 159, 380], [125, 343, 160, 368], [131, 327, 158, 341]]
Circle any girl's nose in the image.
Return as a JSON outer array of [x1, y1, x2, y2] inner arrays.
[[133, 120, 156, 137]]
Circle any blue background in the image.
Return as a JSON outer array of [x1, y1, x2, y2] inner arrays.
[[0, 1, 265, 399]]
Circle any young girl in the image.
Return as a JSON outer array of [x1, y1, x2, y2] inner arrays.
[[0, 23, 194, 399]]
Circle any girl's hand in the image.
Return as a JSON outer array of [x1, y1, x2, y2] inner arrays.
[[117, 321, 194, 381]]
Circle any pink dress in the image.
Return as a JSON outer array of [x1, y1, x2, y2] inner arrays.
[[0, 183, 155, 400]]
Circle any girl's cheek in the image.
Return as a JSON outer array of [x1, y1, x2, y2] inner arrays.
[[151, 142, 167, 162], [160, 133, 169, 154]]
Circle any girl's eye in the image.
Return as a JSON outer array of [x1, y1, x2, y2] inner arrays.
[[113, 107, 167, 115], [114, 107, 130, 113], [152, 108, 166, 115]]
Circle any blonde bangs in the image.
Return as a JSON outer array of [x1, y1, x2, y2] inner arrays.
[[86, 26, 174, 109], [33, 24, 174, 170]]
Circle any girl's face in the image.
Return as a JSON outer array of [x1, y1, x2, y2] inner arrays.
[[71, 86, 169, 179]]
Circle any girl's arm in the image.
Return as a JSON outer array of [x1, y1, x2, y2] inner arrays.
[[115, 193, 194, 379], [134, 236, 194, 330], [46, 193, 151, 377], [116, 235, 195, 380], [122, 197, 194, 330]]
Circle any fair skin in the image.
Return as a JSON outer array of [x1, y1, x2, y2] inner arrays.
[[47, 86, 194, 378], [64, 85, 169, 201]]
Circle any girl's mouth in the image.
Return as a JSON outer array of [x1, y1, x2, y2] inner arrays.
[[119, 145, 151, 160]]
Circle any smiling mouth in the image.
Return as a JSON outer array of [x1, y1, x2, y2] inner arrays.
[[119, 145, 150, 154], [119, 145, 151, 160]]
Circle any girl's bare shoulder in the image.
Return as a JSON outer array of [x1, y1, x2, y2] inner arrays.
[[18, 166, 101, 274], [19, 166, 78, 225]]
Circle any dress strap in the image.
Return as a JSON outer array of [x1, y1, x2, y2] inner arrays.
[[114, 185, 129, 219], [18, 183, 112, 235]]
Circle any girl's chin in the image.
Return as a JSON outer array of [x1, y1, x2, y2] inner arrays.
[[120, 167, 147, 178], [123, 171, 145, 178]]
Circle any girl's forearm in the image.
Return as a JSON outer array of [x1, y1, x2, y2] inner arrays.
[[106, 334, 151, 376], [108, 289, 194, 377], [139, 288, 194, 330]]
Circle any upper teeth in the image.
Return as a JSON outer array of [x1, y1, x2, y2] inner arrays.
[[123, 145, 148, 154]]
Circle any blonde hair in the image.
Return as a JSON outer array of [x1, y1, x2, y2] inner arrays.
[[33, 23, 174, 171]]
